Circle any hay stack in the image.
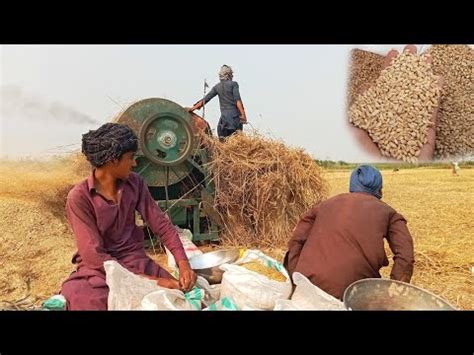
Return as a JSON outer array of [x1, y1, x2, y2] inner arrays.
[[202, 132, 329, 248]]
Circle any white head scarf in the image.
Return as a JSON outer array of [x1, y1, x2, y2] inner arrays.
[[218, 65, 233, 81]]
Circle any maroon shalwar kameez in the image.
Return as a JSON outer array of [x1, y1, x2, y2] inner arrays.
[[60, 172, 187, 310]]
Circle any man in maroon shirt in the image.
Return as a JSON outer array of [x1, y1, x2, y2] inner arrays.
[[284, 165, 415, 300], [60, 122, 197, 310]]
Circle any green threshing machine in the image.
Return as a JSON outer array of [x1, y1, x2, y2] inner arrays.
[[115, 98, 221, 243]]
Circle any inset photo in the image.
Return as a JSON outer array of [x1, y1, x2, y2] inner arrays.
[[347, 45, 473, 163]]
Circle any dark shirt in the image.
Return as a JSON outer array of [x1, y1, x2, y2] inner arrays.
[[204, 80, 242, 114]]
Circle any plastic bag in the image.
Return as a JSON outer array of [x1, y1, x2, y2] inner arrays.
[[219, 249, 292, 310], [140, 287, 204, 311], [105, 260, 203, 310], [42, 295, 66, 311], [140, 290, 195, 310], [165, 228, 202, 270], [195, 276, 221, 307], [203, 297, 240, 311], [274, 272, 346, 310]]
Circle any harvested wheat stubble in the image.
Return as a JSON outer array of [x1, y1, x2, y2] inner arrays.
[[347, 49, 385, 107], [201, 132, 329, 249], [349, 51, 441, 163], [427, 45, 474, 159], [240, 262, 287, 282]]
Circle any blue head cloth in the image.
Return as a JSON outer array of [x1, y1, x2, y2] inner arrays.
[[349, 165, 383, 199]]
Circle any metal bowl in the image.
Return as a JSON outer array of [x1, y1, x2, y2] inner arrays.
[[343, 278, 456, 310], [188, 249, 240, 284]]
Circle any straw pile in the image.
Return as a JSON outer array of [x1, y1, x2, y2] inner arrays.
[[0, 156, 88, 308], [0, 156, 89, 222], [201, 132, 329, 248]]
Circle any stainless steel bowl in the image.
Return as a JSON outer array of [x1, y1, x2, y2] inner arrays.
[[188, 249, 240, 284], [343, 278, 456, 310]]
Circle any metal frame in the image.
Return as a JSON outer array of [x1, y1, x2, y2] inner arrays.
[[156, 198, 219, 242]]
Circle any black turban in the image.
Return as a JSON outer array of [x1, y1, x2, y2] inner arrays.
[[82, 122, 138, 167]]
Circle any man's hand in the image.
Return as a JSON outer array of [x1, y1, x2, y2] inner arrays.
[[239, 115, 247, 124], [391, 272, 412, 284], [177, 260, 197, 292], [186, 100, 204, 113], [348, 45, 443, 162]]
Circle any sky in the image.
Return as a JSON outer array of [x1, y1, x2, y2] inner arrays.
[[0, 44, 441, 162]]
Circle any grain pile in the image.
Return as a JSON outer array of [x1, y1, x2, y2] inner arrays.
[[202, 132, 329, 248], [349, 51, 441, 163], [348, 45, 474, 161], [427, 45, 474, 159], [240, 262, 287, 282], [347, 49, 385, 107]]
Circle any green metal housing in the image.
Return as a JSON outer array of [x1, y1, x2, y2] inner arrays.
[[116, 98, 220, 242]]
